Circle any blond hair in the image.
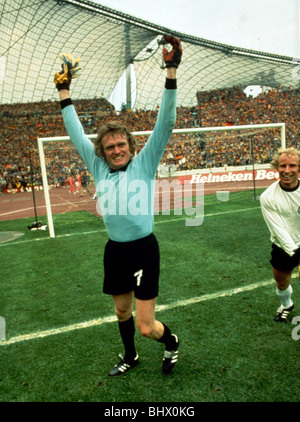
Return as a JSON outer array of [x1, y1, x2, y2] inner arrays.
[[271, 147, 300, 170]]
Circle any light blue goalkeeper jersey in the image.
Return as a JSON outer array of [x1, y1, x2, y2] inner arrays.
[[61, 86, 177, 242]]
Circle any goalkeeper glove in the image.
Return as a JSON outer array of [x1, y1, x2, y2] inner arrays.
[[163, 35, 182, 68], [54, 53, 81, 91]]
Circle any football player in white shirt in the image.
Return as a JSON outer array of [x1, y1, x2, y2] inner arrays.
[[260, 147, 300, 322]]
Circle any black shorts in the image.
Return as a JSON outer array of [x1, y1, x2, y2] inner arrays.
[[103, 233, 160, 300], [270, 243, 300, 272]]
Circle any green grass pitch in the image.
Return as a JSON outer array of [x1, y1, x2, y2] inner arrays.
[[0, 189, 300, 403]]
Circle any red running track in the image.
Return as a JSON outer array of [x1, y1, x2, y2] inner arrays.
[[0, 178, 273, 223]]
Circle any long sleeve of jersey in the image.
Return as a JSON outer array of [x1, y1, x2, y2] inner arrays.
[[260, 180, 300, 256], [60, 82, 177, 242]]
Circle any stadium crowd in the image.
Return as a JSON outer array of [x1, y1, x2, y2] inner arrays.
[[1, 85, 299, 193]]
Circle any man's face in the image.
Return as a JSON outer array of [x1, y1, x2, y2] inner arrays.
[[102, 133, 132, 170], [278, 153, 299, 189]]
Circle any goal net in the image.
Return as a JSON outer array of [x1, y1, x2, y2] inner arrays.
[[38, 123, 285, 238]]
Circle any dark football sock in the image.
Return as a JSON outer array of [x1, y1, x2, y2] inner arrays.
[[118, 315, 136, 361], [157, 323, 177, 350]]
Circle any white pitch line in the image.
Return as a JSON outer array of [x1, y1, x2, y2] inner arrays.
[[155, 206, 261, 225], [0, 277, 279, 346], [0, 206, 260, 246]]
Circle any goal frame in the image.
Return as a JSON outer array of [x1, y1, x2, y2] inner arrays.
[[37, 122, 286, 238]]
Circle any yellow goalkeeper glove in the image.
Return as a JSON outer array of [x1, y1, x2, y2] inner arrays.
[[54, 52, 81, 90]]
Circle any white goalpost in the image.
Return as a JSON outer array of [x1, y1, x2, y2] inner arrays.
[[37, 122, 286, 238]]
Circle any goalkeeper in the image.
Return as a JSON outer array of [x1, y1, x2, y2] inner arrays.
[[54, 37, 182, 376]]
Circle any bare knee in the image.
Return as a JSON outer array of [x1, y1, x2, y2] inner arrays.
[[276, 280, 290, 291], [136, 321, 152, 338], [136, 320, 164, 340], [135, 298, 164, 339], [115, 306, 132, 322], [272, 267, 292, 290], [113, 292, 133, 322]]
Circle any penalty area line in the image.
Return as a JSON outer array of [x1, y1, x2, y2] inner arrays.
[[0, 206, 260, 247], [0, 277, 276, 346]]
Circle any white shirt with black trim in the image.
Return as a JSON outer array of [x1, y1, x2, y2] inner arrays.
[[260, 179, 300, 256]]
